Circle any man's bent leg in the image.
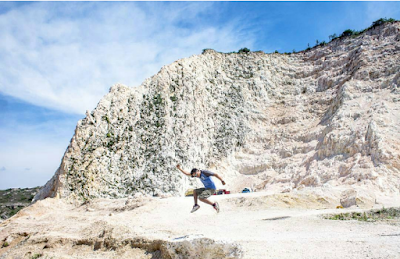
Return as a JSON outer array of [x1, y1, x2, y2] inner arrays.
[[191, 189, 201, 213], [198, 189, 216, 206], [193, 189, 199, 205], [199, 198, 214, 206]]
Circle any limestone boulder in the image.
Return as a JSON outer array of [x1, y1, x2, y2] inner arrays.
[[340, 188, 376, 209]]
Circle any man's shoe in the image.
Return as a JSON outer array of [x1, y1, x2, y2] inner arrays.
[[213, 202, 220, 213], [191, 204, 200, 213]]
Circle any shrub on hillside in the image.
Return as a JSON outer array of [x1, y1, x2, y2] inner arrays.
[[238, 47, 251, 54], [340, 29, 356, 37], [202, 48, 214, 54], [372, 18, 396, 28], [329, 33, 338, 41]]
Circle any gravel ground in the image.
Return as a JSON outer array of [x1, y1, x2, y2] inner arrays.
[[0, 190, 399, 259]]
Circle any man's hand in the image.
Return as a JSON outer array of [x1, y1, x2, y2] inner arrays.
[[214, 173, 226, 185], [176, 164, 190, 176]]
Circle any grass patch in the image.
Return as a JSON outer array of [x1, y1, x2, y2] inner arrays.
[[31, 254, 43, 259], [325, 207, 400, 222]]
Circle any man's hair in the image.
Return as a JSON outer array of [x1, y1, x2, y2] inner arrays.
[[190, 168, 199, 175]]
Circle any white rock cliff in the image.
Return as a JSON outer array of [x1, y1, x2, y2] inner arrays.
[[35, 22, 400, 201]]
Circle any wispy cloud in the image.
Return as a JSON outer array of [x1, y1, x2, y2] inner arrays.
[[365, 2, 400, 23], [1, 2, 398, 189], [0, 2, 254, 115], [0, 2, 256, 189]]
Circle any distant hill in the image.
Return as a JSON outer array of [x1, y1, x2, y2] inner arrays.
[[0, 187, 41, 220]]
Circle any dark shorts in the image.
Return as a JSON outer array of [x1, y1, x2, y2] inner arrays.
[[195, 188, 216, 199]]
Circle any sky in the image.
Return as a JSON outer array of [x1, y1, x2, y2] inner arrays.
[[0, 1, 399, 189]]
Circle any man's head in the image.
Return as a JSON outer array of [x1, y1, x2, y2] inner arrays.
[[190, 168, 200, 178]]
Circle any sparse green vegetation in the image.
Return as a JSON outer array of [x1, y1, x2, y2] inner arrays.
[[31, 253, 43, 259], [372, 18, 396, 27], [0, 187, 41, 220], [238, 47, 250, 54], [337, 18, 397, 40], [153, 94, 164, 105], [102, 115, 111, 124], [306, 17, 398, 53], [203, 18, 398, 56], [340, 29, 356, 37], [328, 33, 338, 41], [325, 207, 400, 222], [202, 48, 213, 54], [2, 241, 9, 248]]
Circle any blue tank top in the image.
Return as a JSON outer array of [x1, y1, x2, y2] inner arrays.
[[199, 170, 216, 189]]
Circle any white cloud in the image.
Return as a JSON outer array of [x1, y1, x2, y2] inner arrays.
[[0, 2, 256, 189], [0, 2, 254, 115]]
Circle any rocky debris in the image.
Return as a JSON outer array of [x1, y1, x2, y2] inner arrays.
[[35, 22, 400, 201], [0, 196, 244, 259], [224, 187, 362, 210], [0, 234, 241, 259], [340, 188, 376, 208], [1, 188, 399, 259], [165, 235, 242, 259]]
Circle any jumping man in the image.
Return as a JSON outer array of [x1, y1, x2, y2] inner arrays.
[[176, 164, 225, 213]]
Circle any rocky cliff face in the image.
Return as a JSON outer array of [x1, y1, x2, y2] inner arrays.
[[35, 22, 400, 201]]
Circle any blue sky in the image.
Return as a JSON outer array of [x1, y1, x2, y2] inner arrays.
[[0, 1, 399, 189]]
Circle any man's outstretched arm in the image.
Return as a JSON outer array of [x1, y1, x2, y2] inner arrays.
[[214, 173, 226, 185], [176, 164, 191, 176]]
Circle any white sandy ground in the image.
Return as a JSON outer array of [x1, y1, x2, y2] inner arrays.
[[1, 189, 400, 259]]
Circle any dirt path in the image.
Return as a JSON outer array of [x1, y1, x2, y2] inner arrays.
[[1, 191, 399, 258], [128, 194, 400, 258]]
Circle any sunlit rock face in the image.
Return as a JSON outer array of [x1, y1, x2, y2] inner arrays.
[[35, 22, 400, 201]]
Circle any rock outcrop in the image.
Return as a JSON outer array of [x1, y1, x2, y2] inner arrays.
[[35, 22, 400, 201]]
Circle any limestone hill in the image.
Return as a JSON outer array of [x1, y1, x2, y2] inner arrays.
[[35, 21, 400, 201]]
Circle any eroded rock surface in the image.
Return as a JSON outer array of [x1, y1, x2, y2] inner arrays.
[[1, 190, 399, 259], [35, 22, 400, 201]]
